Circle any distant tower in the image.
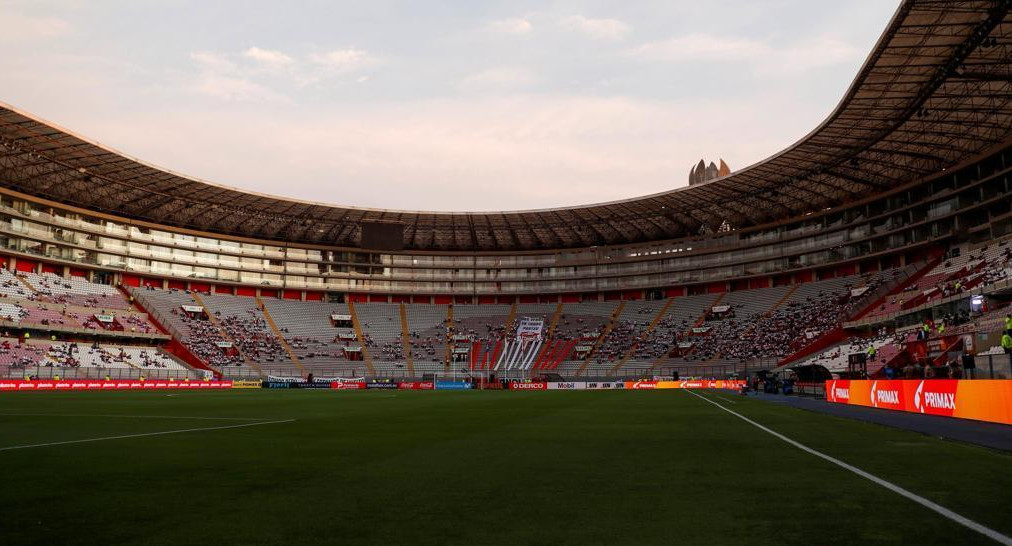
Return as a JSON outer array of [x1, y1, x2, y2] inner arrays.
[[688, 158, 732, 185]]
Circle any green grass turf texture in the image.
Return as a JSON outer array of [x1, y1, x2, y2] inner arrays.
[[1, 389, 1009, 546]]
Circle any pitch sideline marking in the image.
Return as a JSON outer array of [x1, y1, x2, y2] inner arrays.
[[0, 419, 296, 452], [0, 413, 275, 421], [684, 389, 1012, 546], [697, 391, 738, 404]]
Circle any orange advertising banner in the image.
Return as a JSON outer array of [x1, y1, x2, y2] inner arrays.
[[655, 380, 745, 390], [825, 379, 1012, 425]]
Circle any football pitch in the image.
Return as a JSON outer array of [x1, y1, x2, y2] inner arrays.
[[1, 389, 1010, 546]]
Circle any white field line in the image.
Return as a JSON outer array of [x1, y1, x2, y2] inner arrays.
[[684, 390, 1012, 546], [0, 413, 274, 421], [0, 419, 296, 452], [698, 391, 739, 404]]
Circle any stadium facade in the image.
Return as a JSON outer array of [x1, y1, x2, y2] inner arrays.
[[0, 0, 1009, 381]]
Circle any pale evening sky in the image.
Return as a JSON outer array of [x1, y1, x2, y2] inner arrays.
[[1, 0, 901, 211]]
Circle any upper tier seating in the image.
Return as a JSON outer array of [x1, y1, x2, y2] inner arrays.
[[21, 272, 133, 310], [866, 238, 1012, 318], [651, 271, 896, 370]]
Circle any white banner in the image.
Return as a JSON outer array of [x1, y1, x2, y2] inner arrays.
[[850, 286, 870, 298], [330, 314, 352, 321], [94, 314, 115, 323], [214, 341, 233, 348], [711, 305, 730, 313], [181, 305, 203, 313], [691, 327, 710, 334], [516, 317, 544, 340]]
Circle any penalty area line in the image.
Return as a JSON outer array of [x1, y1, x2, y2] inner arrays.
[[683, 389, 1012, 546], [0, 418, 296, 453]]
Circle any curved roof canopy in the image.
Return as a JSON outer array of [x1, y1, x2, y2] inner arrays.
[[0, 0, 1010, 252]]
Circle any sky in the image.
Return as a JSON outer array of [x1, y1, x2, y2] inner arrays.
[[1, 0, 902, 212]]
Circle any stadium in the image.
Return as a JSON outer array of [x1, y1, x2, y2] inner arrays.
[[2, 1, 1012, 545]]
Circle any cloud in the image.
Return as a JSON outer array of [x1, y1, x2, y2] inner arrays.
[[564, 16, 630, 41], [188, 51, 287, 102], [460, 67, 536, 93], [243, 46, 294, 67], [0, 12, 69, 41], [488, 17, 533, 35], [309, 48, 375, 71], [186, 47, 376, 100], [629, 33, 861, 73]]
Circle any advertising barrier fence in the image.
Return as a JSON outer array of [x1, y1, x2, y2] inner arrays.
[[824, 379, 1012, 425], [1, 379, 745, 392]]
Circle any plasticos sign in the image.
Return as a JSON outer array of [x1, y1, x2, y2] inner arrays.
[[435, 381, 472, 390], [825, 379, 1012, 425], [0, 380, 233, 391]]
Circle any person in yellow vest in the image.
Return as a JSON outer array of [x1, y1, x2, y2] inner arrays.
[[139, 375, 145, 382], [54, 374, 59, 381], [1002, 332, 1012, 355], [104, 374, 111, 381], [1005, 314, 1012, 336], [937, 322, 946, 335], [867, 344, 876, 361], [24, 373, 31, 381], [921, 323, 930, 339]]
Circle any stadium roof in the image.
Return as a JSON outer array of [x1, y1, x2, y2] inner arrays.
[[0, 0, 1011, 252]]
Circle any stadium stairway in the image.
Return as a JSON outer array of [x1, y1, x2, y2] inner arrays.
[[257, 296, 306, 377], [849, 259, 941, 322], [575, 300, 625, 377], [192, 292, 263, 375], [546, 302, 562, 338], [346, 300, 376, 376], [14, 274, 40, 298], [126, 289, 220, 377], [505, 301, 520, 334], [702, 284, 799, 366], [609, 298, 674, 375], [399, 303, 414, 375], [444, 304, 454, 369]]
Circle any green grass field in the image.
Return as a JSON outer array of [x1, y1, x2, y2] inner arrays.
[[1, 389, 1010, 546]]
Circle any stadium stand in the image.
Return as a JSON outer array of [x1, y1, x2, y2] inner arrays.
[[261, 299, 355, 367]]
